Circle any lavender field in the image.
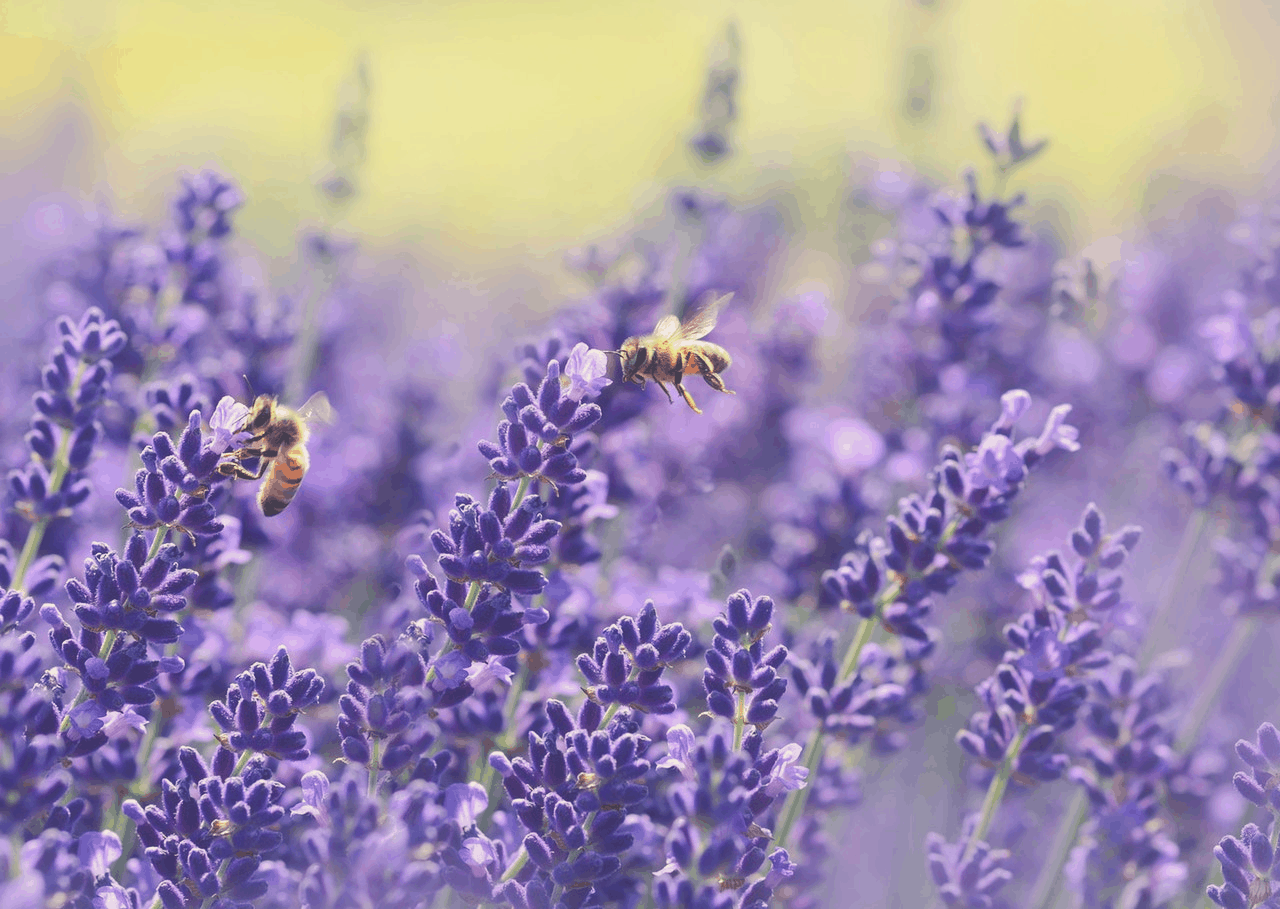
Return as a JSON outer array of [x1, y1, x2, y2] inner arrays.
[[5, 8, 1280, 909]]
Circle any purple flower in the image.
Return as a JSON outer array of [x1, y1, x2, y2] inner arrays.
[[761, 742, 808, 797], [656, 724, 697, 781], [926, 816, 1013, 909], [445, 782, 487, 829], [459, 836, 498, 877], [562, 342, 612, 402], [208, 646, 323, 760], [208, 395, 251, 454], [77, 830, 122, 879], [115, 410, 229, 542], [7, 307, 124, 550]]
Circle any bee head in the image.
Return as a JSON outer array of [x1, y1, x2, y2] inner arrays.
[[245, 395, 277, 431], [608, 339, 639, 378], [617, 337, 640, 361]]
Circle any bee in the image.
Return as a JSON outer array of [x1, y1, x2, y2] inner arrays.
[[614, 292, 735, 414], [218, 392, 335, 516]]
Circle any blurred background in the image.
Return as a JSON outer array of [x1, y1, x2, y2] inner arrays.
[[5, 0, 1280, 312]]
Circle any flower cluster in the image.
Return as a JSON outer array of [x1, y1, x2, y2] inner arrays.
[[337, 633, 442, 776], [209, 646, 324, 760], [124, 745, 284, 909], [41, 532, 192, 753], [478, 348, 605, 490], [1205, 723, 1280, 909], [116, 405, 240, 543], [492, 698, 654, 905], [655, 589, 806, 908], [577, 600, 691, 715]]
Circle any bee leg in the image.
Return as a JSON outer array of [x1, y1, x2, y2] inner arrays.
[[694, 353, 735, 395], [671, 352, 702, 413], [653, 379, 675, 404], [674, 379, 702, 414], [218, 447, 276, 480], [701, 371, 734, 394], [219, 460, 267, 481]]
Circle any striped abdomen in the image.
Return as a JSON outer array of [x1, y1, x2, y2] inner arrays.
[[258, 447, 309, 516]]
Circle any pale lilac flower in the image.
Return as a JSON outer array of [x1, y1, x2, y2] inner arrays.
[[78, 831, 122, 878], [993, 389, 1032, 432], [764, 849, 797, 889], [577, 470, 620, 523], [431, 650, 470, 688], [291, 770, 331, 825], [762, 742, 809, 797], [208, 395, 251, 454], [94, 885, 133, 909], [66, 700, 108, 738], [657, 724, 698, 781], [466, 656, 514, 692], [101, 707, 148, 739], [561, 342, 612, 401], [446, 782, 488, 829], [461, 836, 498, 877], [965, 434, 1026, 494], [1024, 403, 1081, 456]]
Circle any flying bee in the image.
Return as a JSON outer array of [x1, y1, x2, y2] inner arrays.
[[218, 392, 335, 516], [613, 292, 735, 414]]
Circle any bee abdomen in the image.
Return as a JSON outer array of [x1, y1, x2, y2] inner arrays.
[[258, 449, 308, 517]]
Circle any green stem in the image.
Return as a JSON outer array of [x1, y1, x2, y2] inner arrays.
[[1026, 789, 1088, 909], [774, 725, 826, 850], [837, 613, 879, 682], [963, 725, 1029, 862], [232, 749, 254, 776], [511, 475, 534, 511], [11, 362, 89, 593], [147, 527, 170, 561], [500, 845, 528, 883], [776, 613, 877, 850], [1137, 508, 1210, 666], [732, 691, 747, 751], [368, 737, 381, 798], [1175, 618, 1259, 753]]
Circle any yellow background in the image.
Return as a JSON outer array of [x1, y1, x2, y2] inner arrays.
[[3, 0, 1278, 282]]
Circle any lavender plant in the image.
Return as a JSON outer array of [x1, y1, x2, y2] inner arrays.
[[6, 25, 1280, 909]]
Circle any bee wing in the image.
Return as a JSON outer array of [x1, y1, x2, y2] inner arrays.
[[650, 314, 682, 340], [296, 391, 337, 425], [676, 292, 733, 340]]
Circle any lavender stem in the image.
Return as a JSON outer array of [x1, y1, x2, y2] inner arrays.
[[1137, 507, 1210, 666], [964, 725, 1029, 861], [10, 362, 88, 593], [1175, 617, 1260, 753], [776, 614, 876, 849]]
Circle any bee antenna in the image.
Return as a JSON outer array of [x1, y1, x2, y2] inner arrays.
[[242, 374, 256, 398]]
